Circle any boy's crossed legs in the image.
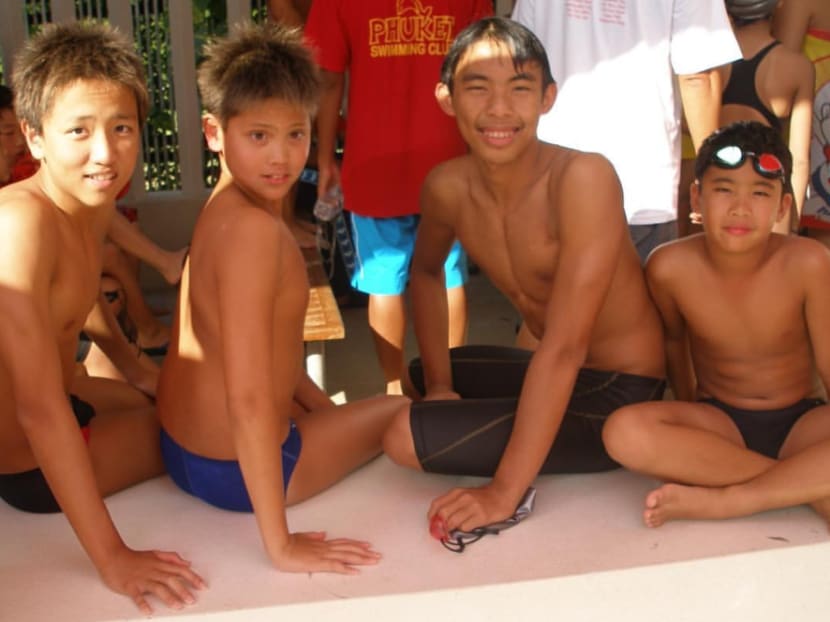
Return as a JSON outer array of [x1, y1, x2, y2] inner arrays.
[[603, 400, 830, 527]]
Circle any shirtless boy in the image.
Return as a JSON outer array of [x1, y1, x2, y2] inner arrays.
[[156, 22, 407, 574], [603, 120, 830, 527], [381, 17, 666, 533], [0, 22, 203, 613]]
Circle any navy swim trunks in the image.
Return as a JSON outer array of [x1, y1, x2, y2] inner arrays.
[[160, 421, 302, 512]]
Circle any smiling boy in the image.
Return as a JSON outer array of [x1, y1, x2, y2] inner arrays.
[[156, 22, 407, 574], [603, 120, 830, 527], [0, 22, 204, 613], [381, 17, 665, 534]]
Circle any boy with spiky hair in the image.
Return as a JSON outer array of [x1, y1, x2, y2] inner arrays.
[[603, 120, 830, 527], [156, 22, 407, 574], [0, 21, 204, 613]]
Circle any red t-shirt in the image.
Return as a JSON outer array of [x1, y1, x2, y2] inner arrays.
[[305, 0, 492, 218]]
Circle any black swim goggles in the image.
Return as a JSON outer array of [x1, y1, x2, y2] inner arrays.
[[430, 487, 537, 554], [710, 145, 785, 180]]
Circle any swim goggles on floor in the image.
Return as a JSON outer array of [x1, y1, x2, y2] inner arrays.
[[430, 487, 537, 554], [710, 145, 785, 180]]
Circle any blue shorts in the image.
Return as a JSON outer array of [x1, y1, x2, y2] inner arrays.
[[160, 422, 302, 512], [350, 213, 468, 295]]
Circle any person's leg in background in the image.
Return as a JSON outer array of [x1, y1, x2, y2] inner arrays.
[[352, 214, 416, 395]]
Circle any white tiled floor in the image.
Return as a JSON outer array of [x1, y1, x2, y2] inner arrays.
[[2, 273, 829, 621]]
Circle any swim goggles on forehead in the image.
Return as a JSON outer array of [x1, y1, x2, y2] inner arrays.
[[710, 145, 785, 180], [429, 487, 537, 553]]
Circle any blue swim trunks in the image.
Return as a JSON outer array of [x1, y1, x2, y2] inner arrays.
[[160, 422, 302, 512], [350, 213, 468, 295]]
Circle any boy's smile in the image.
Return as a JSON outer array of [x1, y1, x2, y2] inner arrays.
[[693, 160, 791, 252], [26, 79, 139, 210]]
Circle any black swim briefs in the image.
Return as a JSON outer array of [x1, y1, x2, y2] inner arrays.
[[0, 395, 96, 513], [700, 396, 826, 459]]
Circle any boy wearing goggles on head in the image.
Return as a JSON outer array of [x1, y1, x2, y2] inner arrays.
[[603, 120, 830, 528]]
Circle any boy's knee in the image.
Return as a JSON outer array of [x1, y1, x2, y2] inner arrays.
[[382, 407, 421, 470], [602, 405, 656, 466]]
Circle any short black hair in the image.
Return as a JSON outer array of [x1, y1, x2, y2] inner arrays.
[[695, 120, 793, 194], [440, 17, 555, 94], [0, 85, 13, 111]]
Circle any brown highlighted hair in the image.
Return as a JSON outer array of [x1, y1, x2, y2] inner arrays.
[[197, 20, 320, 125], [12, 20, 148, 133]]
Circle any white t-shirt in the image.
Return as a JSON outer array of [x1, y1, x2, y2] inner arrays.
[[513, 0, 740, 225]]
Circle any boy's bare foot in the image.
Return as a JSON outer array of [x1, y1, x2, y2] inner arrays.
[[643, 483, 728, 527], [809, 497, 830, 526]]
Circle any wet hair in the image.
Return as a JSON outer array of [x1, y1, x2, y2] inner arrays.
[[0, 85, 13, 111], [725, 0, 778, 26], [197, 21, 320, 125], [440, 17, 555, 94], [695, 120, 793, 194], [12, 21, 148, 133]]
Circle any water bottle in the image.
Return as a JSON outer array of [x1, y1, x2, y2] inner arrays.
[[313, 185, 343, 222]]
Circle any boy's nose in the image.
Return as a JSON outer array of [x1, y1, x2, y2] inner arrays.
[[90, 132, 115, 163], [486, 91, 511, 116]]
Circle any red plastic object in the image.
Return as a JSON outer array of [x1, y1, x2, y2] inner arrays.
[[429, 515, 448, 540]]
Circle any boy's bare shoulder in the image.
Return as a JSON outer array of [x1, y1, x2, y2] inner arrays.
[[778, 234, 830, 279], [551, 146, 619, 199], [0, 182, 60, 249], [421, 155, 473, 216], [645, 234, 704, 283], [201, 186, 286, 253], [424, 155, 470, 193]]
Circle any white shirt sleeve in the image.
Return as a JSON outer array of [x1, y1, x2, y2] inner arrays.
[[670, 0, 741, 75]]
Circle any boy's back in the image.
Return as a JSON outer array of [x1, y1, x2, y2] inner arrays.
[[157, 178, 309, 455]]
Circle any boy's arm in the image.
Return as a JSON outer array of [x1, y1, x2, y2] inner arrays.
[[107, 211, 187, 285], [268, 0, 304, 27], [409, 169, 461, 399], [429, 154, 630, 530], [0, 204, 202, 613], [773, 1, 812, 52], [294, 370, 335, 412], [217, 212, 371, 573], [81, 292, 159, 397], [678, 68, 723, 152], [802, 242, 830, 392], [788, 59, 816, 220], [315, 70, 345, 197], [645, 249, 696, 400]]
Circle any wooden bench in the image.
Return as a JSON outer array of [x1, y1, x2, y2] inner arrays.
[[302, 246, 345, 390]]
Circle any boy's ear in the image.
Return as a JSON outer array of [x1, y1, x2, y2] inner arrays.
[[774, 191, 794, 224], [435, 82, 456, 117], [202, 114, 223, 153], [541, 83, 557, 113], [21, 120, 43, 160], [690, 180, 702, 221]]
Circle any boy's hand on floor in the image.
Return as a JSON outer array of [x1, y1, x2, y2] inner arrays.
[[273, 531, 381, 575], [100, 548, 206, 615], [428, 485, 515, 533]]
